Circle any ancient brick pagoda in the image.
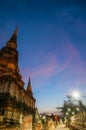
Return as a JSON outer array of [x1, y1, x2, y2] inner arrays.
[[0, 27, 36, 128]]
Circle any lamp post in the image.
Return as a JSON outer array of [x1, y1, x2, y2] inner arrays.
[[69, 91, 86, 129]]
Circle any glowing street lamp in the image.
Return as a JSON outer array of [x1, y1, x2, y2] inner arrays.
[[72, 112, 75, 115], [68, 108, 71, 112], [76, 108, 79, 111], [66, 112, 69, 115], [72, 91, 80, 99], [67, 91, 81, 101]]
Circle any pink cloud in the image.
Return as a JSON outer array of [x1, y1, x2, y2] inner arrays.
[[22, 30, 86, 89], [60, 32, 86, 84], [51, 32, 80, 75], [22, 41, 79, 84], [23, 54, 57, 81]]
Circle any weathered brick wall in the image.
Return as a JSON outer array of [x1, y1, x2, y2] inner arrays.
[[0, 126, 19, 130]]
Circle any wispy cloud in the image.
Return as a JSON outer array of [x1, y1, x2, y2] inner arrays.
[[22, 54, 57, 82], [22, 37, 79, 84], [22, 28, 86, 93]]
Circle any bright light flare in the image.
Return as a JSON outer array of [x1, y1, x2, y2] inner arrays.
[[71, 91, 80, 99]]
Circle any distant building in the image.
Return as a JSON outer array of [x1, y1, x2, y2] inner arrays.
[[0, 27, 36, 129]]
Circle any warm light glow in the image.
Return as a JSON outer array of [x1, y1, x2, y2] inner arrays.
[[76, 108, 79, 111], [71, 91, 80, 99], [68, 108, 71, 111], [42, 116, 46, 119], [66, 112, 68, 115], [72, 112, 75, 115]]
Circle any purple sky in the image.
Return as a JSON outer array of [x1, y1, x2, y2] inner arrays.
[[0, 0, 86, 113]]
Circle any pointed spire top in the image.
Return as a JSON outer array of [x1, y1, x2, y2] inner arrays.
[[28, 77, 31, 85], [27, 76, 33, 95], [6, 26, 18, 49], [14, 26, 18, 35]]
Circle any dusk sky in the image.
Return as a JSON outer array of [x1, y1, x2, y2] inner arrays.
[[0, 0, 86, 113]]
